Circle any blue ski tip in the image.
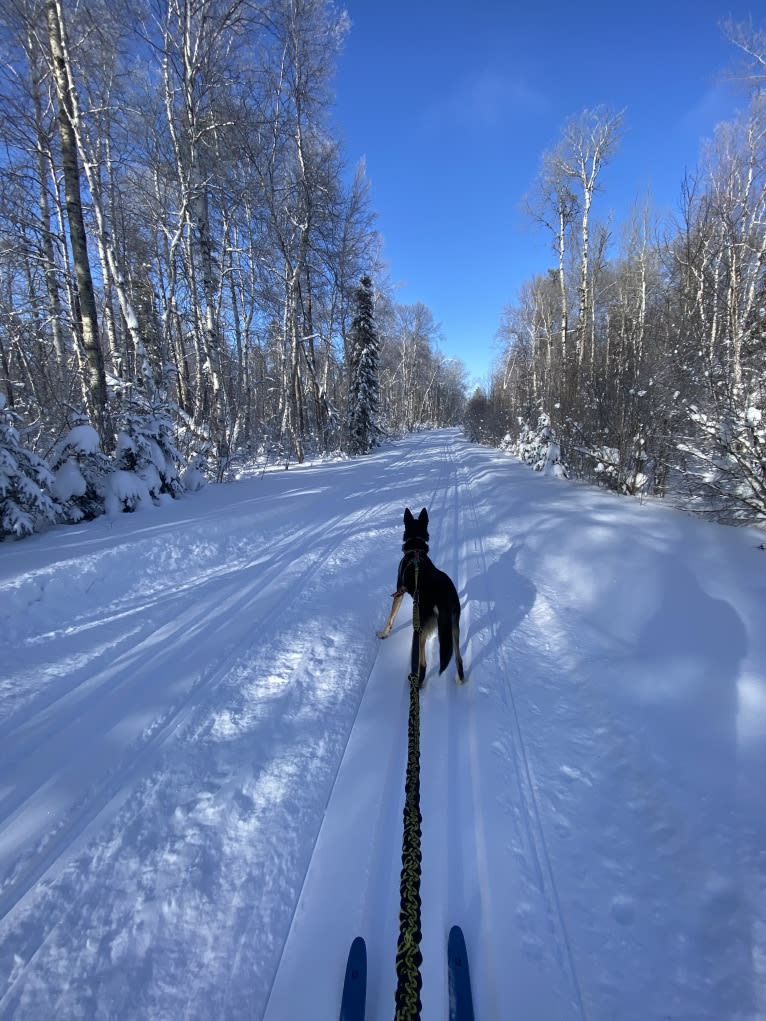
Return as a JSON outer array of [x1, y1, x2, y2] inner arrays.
[[448, 926, 475, 1021], [340, 936, 366, 1021]]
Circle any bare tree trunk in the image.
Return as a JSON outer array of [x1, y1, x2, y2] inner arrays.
[[45, 0, 107, 438], [0, 333, 13, 407], [557, 199, 568, 366], [286, 260, 306, 462], [28, 31, 68, 375], [577, 184, 593, 368]]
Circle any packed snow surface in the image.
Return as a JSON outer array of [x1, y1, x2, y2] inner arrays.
[[1, 430, 765, 1020]]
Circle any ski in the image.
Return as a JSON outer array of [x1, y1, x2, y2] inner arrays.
[[448, 925, 475, 1021], [339, 936, 366, 1021]]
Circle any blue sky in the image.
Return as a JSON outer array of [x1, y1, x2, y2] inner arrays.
[[333, 1, 760, 387]]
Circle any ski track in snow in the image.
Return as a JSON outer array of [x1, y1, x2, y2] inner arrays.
[[449, 440, 586, 1020], [1, 429, 765, 1020]]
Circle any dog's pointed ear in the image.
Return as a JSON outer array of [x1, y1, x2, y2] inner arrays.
[[403, 507, 414, 525], [419, 507, 428, 523]]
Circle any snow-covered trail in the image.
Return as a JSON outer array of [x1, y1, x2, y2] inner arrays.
[[1, 430, 765, 1020], [264, 434, 584, 1021]]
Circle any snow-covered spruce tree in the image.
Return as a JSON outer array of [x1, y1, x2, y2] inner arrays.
[[110, 386, 185, 511], [49, 415, 111, 522], [347, 275, 381, 454], [0, 393, 58, 539], [510, 413, 568, 477]]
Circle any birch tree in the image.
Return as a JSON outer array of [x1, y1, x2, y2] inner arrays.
[[525, 159, 577, 374], [550, 106, 623, 373], [278, 0, 348, 461], [146, 0, 254, 444], [44, 0, 108, 438], [672, 101, 766, 520]]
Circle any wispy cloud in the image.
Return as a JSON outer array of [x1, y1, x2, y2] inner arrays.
[[423, 68, 549, 132], [679, 80, 740, 139]]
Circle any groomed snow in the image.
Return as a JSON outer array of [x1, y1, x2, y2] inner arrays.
[[1, 429, 765, 1020]]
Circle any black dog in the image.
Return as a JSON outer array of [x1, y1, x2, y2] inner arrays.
[[376, 507, 465, 687]]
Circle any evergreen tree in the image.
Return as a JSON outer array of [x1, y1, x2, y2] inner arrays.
[[111, 395, 185, 503], [347, 276, 380, 454], [0, 393, 58, 539], [50, 416, 111, 523]]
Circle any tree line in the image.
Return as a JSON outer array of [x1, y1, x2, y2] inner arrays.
[[467, 19, 766, 525], [0, 0, 466, 538]]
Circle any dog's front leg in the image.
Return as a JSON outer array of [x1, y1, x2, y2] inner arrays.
[[376, 588, 405, 639]]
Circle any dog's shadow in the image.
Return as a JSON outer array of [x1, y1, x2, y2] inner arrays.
[[462, 547, 535, 673]]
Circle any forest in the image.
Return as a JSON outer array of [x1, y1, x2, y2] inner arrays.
[[0, 0, 466, 538], [1, 4, 764, 538], [468, 20, 766, 526]]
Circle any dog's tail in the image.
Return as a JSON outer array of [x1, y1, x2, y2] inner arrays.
[[437, 607, 456, 673]]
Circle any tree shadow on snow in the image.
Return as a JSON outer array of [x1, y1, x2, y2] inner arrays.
[[461, 546, 536, 675], [621, 559, 755, 1017]]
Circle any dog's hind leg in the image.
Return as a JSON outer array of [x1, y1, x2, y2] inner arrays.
[[453, 616, 465, 683], [376, 588, 405, 639], [437, 608, 455, 674]]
